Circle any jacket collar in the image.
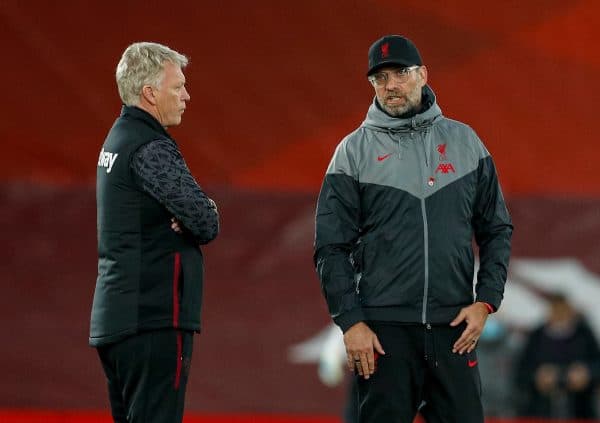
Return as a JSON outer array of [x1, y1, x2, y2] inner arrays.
[[361, 85, 442, 132], [120, 105, 172, 139]]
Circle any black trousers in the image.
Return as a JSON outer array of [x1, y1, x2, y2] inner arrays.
[[357, 322, 484, 423], [97, 329, 194, 423]]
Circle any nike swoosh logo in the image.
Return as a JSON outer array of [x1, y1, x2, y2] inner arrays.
[[377, 153, 392, 161], [468, 360, 478, 368]]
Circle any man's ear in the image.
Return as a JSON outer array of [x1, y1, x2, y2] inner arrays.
[[418, 65, 428, 85], [141, 85, 156, 105]]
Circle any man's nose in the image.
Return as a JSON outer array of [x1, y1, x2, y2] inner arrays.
[[182, 87, 190, 101], [384, 76, 402, 90]]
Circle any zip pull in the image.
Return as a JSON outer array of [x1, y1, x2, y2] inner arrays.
[[388, 129, 404, 159], [423, 129, 433, 167]]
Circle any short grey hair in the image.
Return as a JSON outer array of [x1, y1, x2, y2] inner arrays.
[[116, 42, 188, 106]]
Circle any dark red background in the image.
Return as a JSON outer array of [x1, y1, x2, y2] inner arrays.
[[1, 0, 599, 417]]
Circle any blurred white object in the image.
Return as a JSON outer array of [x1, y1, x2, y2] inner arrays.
[[317, 324, 346, 387], [287, 323, 346, 387], [288, 324, 337, 364]]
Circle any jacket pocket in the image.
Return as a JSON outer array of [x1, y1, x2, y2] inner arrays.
[[179, 248, 204, 325], [355, 240, 378, 295]]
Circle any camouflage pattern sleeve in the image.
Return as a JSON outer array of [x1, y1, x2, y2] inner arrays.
[[131, 139, 219, 244]]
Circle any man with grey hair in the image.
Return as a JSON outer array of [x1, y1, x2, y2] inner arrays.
[[90, 42, 219, 423]]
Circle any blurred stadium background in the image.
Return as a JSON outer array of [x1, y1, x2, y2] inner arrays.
[[1, 0, 599, 422]]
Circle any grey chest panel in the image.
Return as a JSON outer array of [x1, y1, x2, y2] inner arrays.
[[332, 123, 486, 199]]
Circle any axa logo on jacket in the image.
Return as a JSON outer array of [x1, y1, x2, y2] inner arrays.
[[434, 143, 455, 174], [435, 163, 455, 174]]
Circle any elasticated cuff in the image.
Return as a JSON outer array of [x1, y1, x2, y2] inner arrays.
[[333, 308, 366, 333]]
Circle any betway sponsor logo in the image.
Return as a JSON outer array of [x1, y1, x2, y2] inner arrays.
[[97, 148, 118, 173]]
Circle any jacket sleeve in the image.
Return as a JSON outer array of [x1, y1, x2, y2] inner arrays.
[[472, 153, 513, 311], [131, 139, 219, 244], [314, 138, 364, 332]]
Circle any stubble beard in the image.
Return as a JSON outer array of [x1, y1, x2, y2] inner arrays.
[[379, 84, 423, 118], [381, 94, 421, 118], [383, 102, 411, 117]]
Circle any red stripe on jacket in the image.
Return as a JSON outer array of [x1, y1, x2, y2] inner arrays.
[[173, 252, 181, 327]]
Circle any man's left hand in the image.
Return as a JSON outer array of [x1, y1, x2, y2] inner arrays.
[[450, 302, 489, 354], [171, 217, 183, 234]]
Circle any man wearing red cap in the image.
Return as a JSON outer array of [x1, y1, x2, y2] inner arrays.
[[314, 35, 513, 422]]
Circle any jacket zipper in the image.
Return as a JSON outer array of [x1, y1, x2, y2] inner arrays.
[[392, 125, 431, 323], [418, 126, 430, 324], [421, 200, 429, 323]]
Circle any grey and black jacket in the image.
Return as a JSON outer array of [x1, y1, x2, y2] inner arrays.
[[314, 86, 513, 332]]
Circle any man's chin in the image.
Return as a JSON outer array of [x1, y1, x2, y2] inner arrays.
[[384, 103, 422, 118], [383, 105, 408, 117], [167, 117, 183, 127]]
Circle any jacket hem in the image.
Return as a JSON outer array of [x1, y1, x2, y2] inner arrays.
[[363, 305, 465, 324], [89, 319, 201, 347]]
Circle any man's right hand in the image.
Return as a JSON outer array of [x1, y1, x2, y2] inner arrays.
[[343, 322, 385, 379]]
